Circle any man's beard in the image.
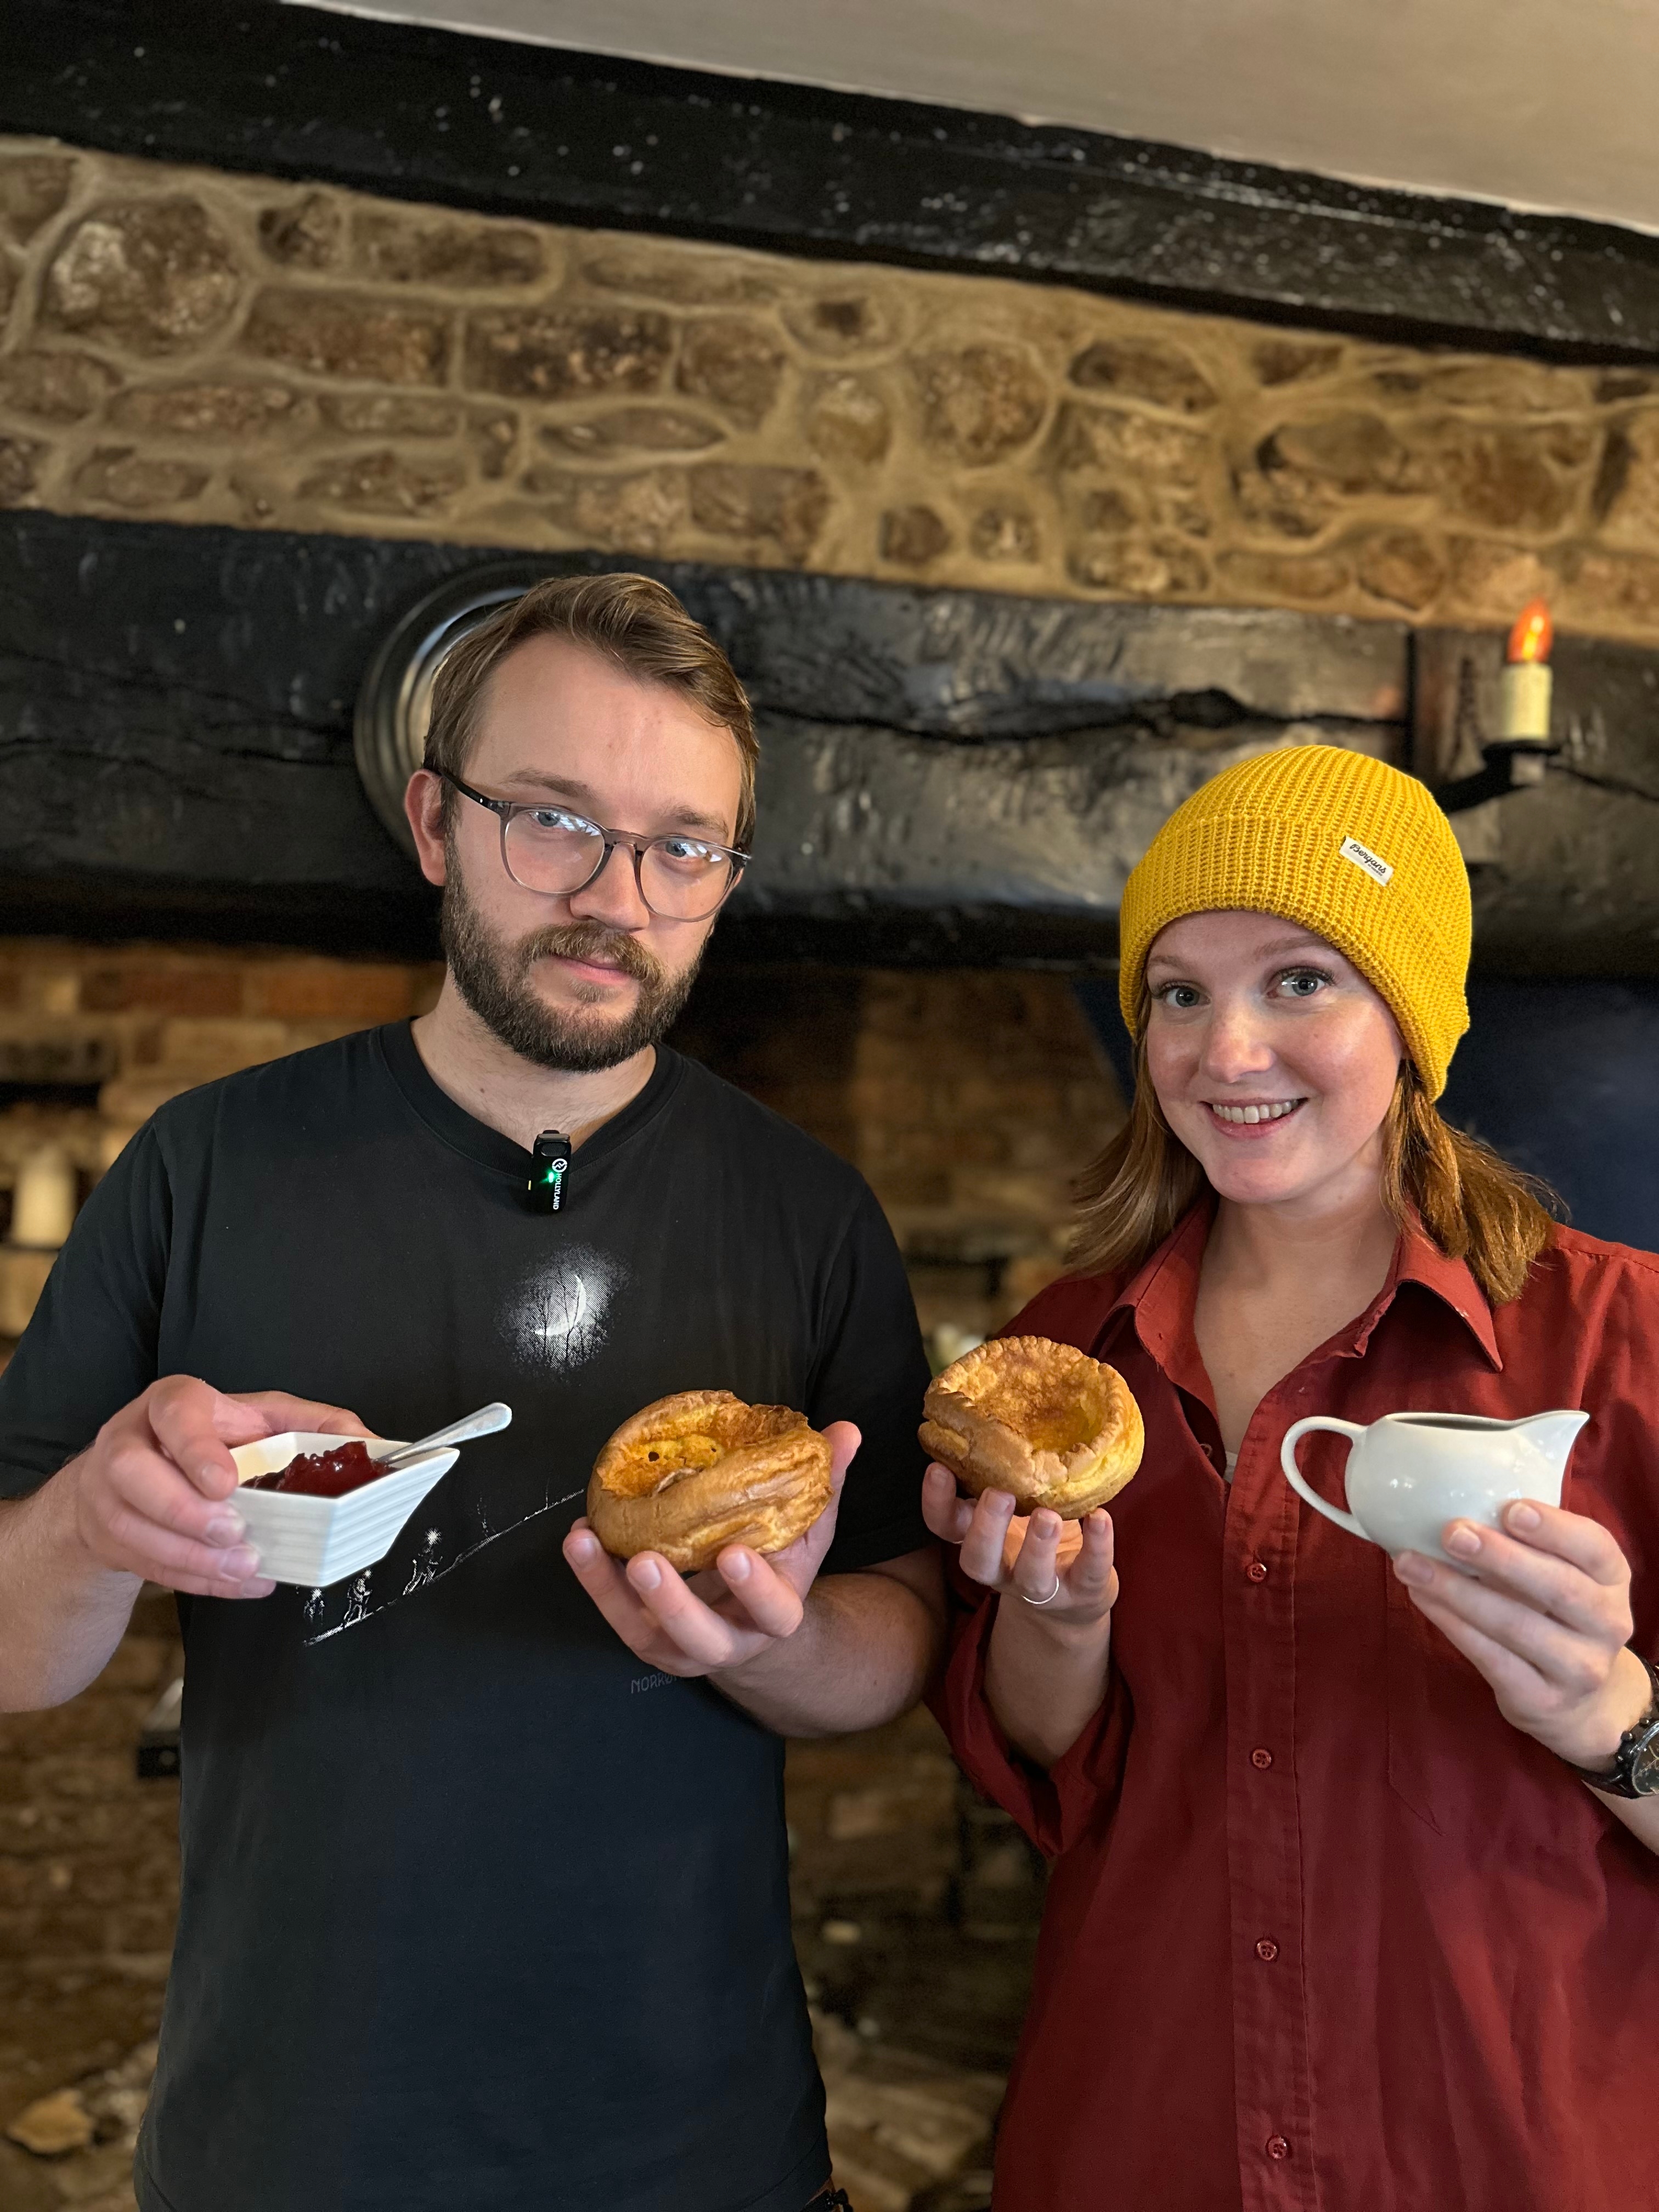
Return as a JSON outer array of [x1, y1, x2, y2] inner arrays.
[[441, 860, 704, 1074]]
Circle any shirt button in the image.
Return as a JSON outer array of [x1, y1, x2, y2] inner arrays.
[[1266, 2135, 1291, 2162], [1246, 1560, 1268, 1583], [1255, 1938, 1279, 1962], [1250, 1746, 1274, 1770]]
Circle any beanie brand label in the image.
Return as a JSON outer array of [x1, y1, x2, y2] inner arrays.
[[1339, 835, 1393, 885]]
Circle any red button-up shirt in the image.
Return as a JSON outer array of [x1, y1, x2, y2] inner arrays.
[[936, 1206, 1659, 2212]]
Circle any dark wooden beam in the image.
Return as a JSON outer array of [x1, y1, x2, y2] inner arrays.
[[5, 0, 1659, 362], [6, 509, 1659, 972], [0, 510, 1405, 964], [0, 510, 465, 951]]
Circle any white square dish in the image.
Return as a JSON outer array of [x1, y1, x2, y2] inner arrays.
[[230, 1432, 459, 1589]]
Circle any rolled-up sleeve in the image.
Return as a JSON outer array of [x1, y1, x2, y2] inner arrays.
[[931, 1582, 1133, 1858]]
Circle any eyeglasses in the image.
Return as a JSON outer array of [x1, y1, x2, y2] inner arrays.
[[440, 771, 748, 922]]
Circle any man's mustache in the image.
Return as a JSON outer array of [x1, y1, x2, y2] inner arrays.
[[512, 922, 663, 988]]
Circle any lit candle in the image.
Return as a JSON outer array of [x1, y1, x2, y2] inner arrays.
[[1498, 600, 1553, 743]]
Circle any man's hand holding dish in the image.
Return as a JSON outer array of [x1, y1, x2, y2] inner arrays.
[[0, 1375, 369, 1711], [63, 1376, 371, 1599]]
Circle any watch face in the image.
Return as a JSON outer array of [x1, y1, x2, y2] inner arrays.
[[1628, 1699, 1659, 1787]]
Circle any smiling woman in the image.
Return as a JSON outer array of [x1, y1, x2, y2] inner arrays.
[[922, 742, 1659, 2212], [1073, 747, 1554, 1305]]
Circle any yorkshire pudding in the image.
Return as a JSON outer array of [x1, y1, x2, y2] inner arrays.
[[588, 1390, 833, 1572], [920, 1336, 1143, 1517]]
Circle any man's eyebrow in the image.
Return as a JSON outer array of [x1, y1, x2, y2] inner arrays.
[[493, 770, 732, 838], [495, 769, 596, 802], [657, 808, 734, 839]]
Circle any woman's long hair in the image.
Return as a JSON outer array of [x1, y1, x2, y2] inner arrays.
[[1069, 1017, 1558, 1306]]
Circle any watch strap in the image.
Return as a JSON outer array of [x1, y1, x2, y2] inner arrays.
[[1566, 1652, 1659, 1799]]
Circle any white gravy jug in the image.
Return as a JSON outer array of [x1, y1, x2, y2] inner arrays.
[[1279, 1409, 1589, 1561]]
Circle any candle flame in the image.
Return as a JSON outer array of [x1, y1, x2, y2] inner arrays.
[[1506, 600, 1553, 664]]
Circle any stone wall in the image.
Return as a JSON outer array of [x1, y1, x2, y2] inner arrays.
[[5, 138, 1659, 640]]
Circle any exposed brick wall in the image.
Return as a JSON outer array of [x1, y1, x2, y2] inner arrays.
[[0, 940, 442, 1220], [5, 138, 1659, 639], [786, 1707, 962, 1918], [0, 1589, 180, 2143], [670, 966, 1125, 1347], [851, 973, 1122, 1340]]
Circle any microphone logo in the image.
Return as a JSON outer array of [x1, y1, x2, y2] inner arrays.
[[529, 1131, 571, 1214]]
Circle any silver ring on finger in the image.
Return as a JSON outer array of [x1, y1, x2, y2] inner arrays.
[[1022, 1575, 1063, 1606]]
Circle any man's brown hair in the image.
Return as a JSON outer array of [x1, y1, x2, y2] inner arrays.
[[423, 572, 759, 849]]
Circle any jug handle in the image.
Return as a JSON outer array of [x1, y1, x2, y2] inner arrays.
[[1280, 1418, 1370, 1540]]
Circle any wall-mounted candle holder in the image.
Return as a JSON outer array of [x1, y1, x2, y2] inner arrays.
[[1425, 602, 1559, 815]]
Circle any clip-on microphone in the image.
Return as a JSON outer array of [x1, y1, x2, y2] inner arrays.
[[528, 1131, 571, 1214]]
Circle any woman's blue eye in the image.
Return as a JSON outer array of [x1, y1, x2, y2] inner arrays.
[[1156, 983, 1203, 1009], [1278, 969, 1329, 998]]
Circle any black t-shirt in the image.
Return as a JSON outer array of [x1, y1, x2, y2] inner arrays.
[[0, 1024, 932, 2212]]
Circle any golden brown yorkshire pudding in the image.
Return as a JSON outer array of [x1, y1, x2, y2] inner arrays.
[[588, 1390, 834, 1573], [920, 1336, 1143, 1518]]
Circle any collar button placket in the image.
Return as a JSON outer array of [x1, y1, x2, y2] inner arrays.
[[1227, 1387, 1314, 2212]]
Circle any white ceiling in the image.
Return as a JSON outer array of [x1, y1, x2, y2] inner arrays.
[[289, 0, 1659, 234]]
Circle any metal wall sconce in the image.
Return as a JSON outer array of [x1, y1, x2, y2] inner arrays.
[[1428, 602, 1558, 816]]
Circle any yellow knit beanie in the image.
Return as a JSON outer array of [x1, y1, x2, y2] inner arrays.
[[1117, 745, 1471, 1098]]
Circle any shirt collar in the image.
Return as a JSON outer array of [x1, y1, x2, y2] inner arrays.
[[1105, 1198, 1214, 1390], [1103, 1198, 1503, 1381], [1377, 1216, 1503, 1370], [376, 1020, 684, 1182]]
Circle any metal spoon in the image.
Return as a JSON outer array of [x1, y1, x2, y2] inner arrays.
[[379, 1402, 514, 1471]]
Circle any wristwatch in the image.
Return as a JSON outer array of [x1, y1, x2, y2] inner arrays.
[[1566, 1652, 1659, 1798]]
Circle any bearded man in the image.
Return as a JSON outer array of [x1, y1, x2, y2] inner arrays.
[[0, 575, 943, 2212]]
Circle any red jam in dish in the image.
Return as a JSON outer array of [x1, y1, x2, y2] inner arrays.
[[249, 1440, 382, 1497]]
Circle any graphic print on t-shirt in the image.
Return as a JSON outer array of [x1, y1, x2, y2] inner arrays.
[[502, 1244, 624, 1372], [300, 1244, 628, 1645], [300, 1459, 590, 1644]]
